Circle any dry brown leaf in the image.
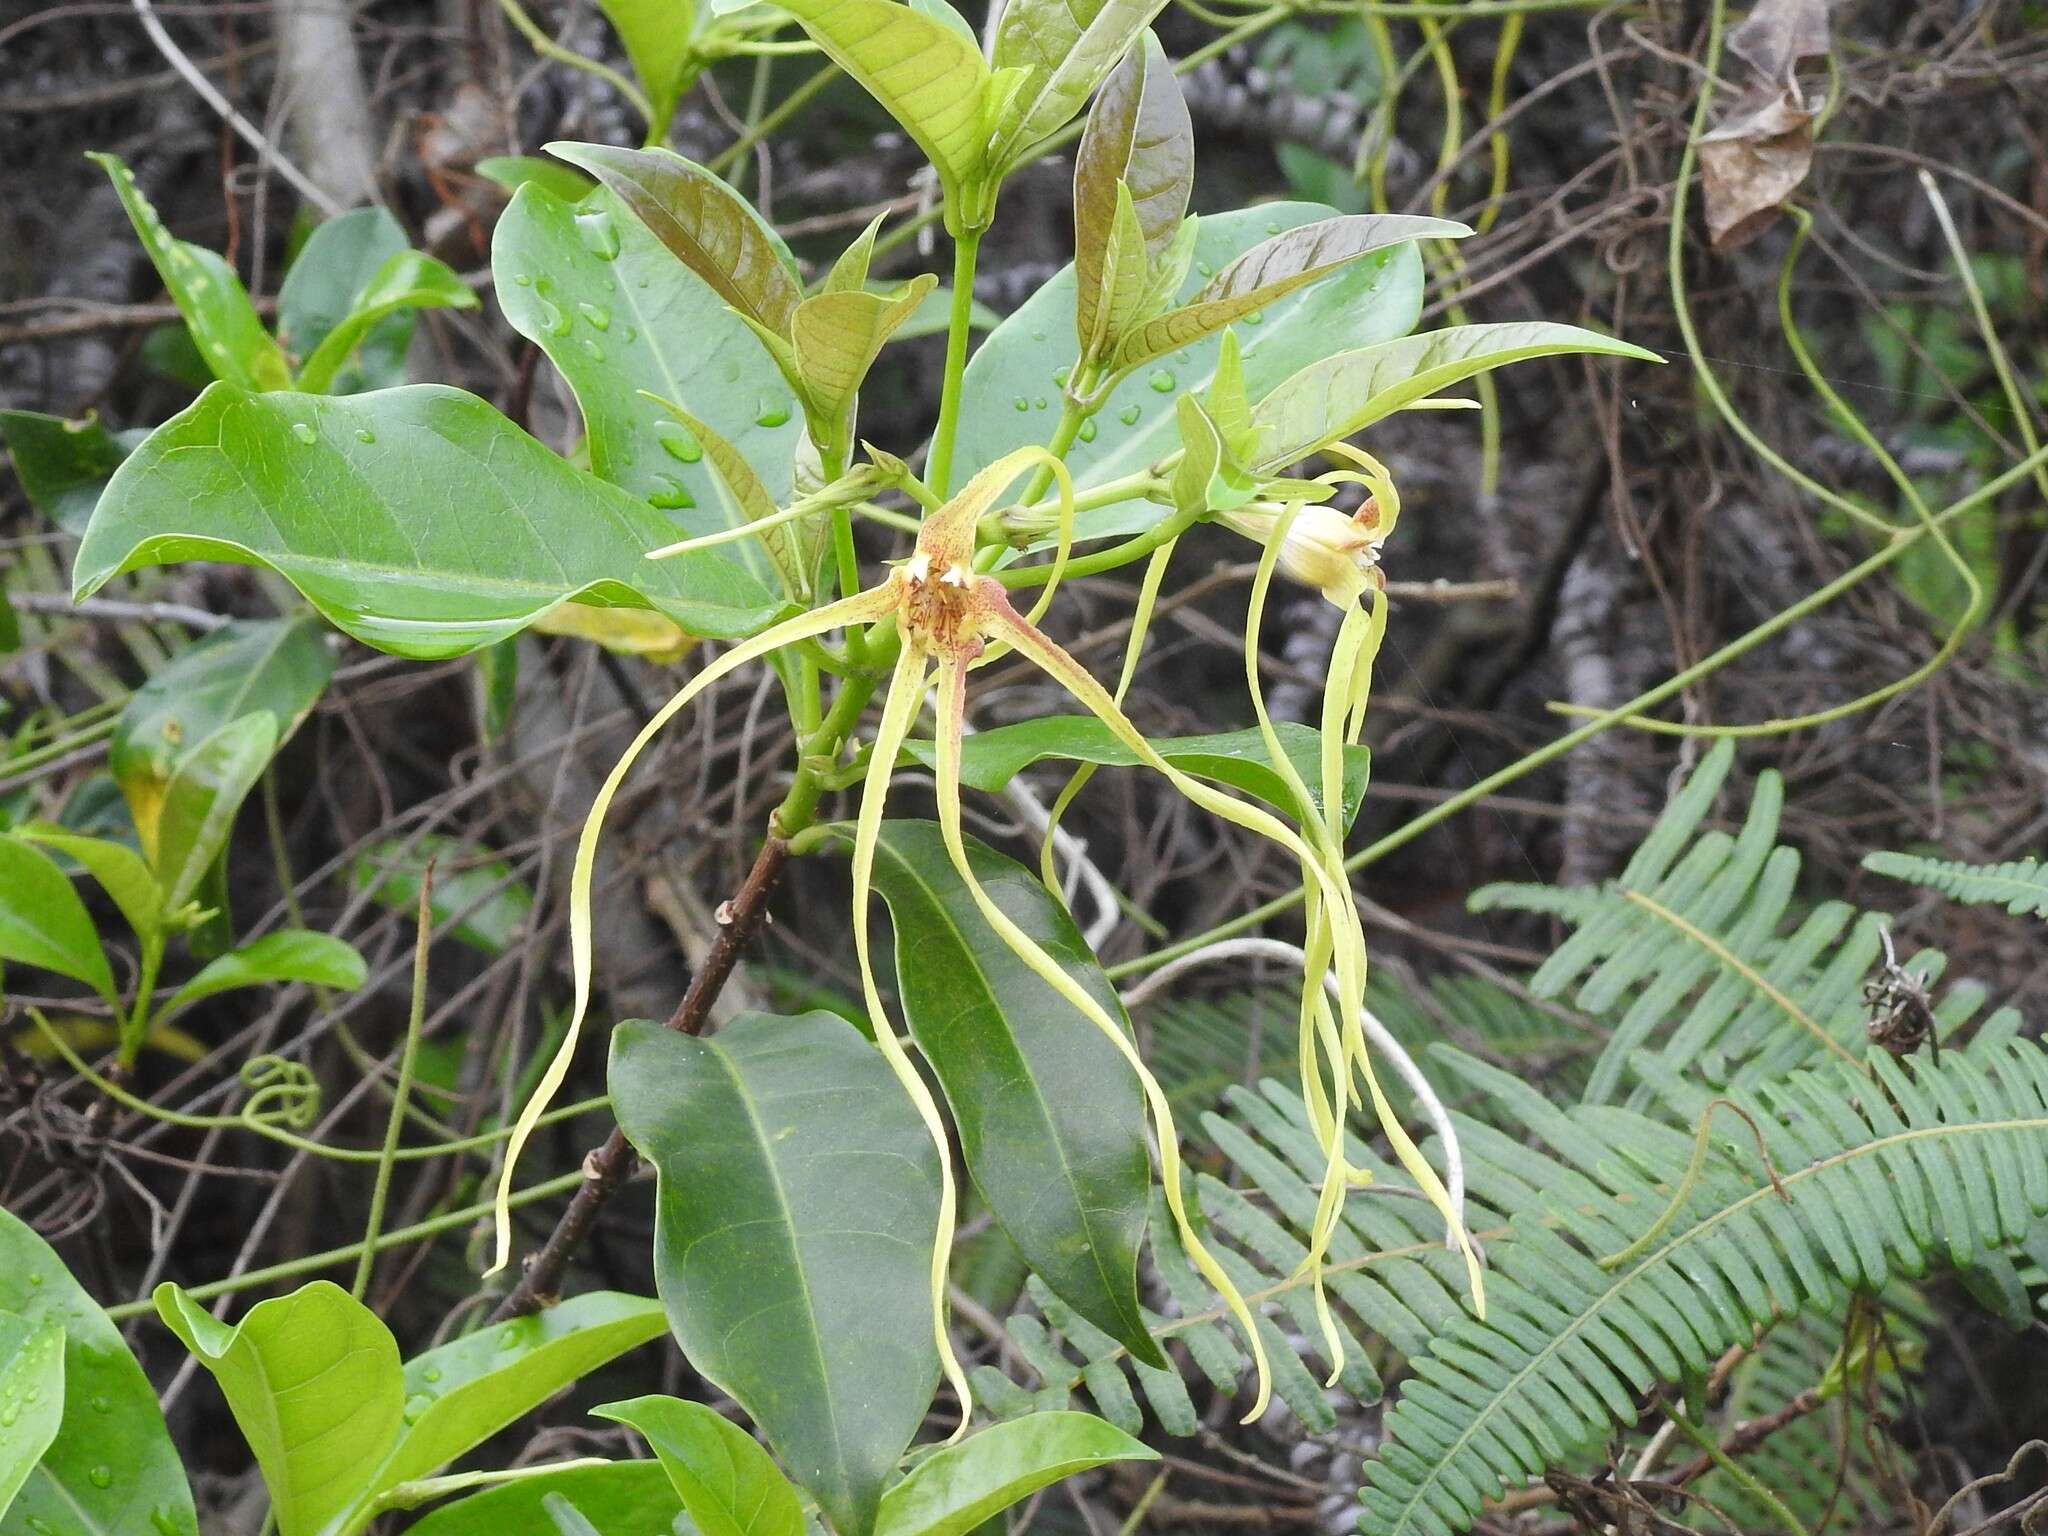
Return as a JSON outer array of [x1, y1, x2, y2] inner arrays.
[[1727, 0, 1831, 84], [1700, 84, 1816, 249]]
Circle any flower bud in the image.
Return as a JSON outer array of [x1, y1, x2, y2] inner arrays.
[[1220, 501, 1383, 605]]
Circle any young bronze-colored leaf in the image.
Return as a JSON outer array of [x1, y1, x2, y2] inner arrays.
[[1073, 31, 1191, 288], [1250, 321, 1662, 470], [1110, 213, 1465, 374], [988, 0, 1169, 173], [609, 1010, 943, 1536], [768, 0, 991, 201], [89, 153, 292, 393], [72, 384, 783, 659], [546, 143, 802, 338], [1075, 182, 1155, 369], [790, 275, 939, 444]]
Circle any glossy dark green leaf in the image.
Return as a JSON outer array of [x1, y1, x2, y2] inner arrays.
[[0, 1205, 197, 1536], [493, 183, 803, 523], [161, 929, 367, 1015], [594, 1395, 803, 1536], [353, 836, 533, 955], [0, 835, 116, 1007], [1250, 321, 1664, 470], [988, 0, 1168, 174], [0, 1314, 64, 1516], [770, 0, 991, 202], [354, 1294, 666, 1508], [609, 1010, 942, 1536], [89, 153, 291, 392], [475, 155, 597, 204], [295, 250, 475, 393], [955, 204, 1421, 517], [72, 384, 784, 659], [900, 719, 1369, 827], [548, 145, 802, 342], [110, 616, 332, 859], [9, 826, 161, 945], [858, 820, 1161, 1369], [1109, 214, 1464, 375], [597, 0, 704, 129], [152, 714, 277, 913], [871, 1412, 1155, 1536], [404, 1461, 683, 1536], [0, 411, 143, 535], [155, 1280, 402, 1536]]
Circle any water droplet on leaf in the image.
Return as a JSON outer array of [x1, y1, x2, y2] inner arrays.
[[354, 429, 375, 444], [1148, 370, 1175, 393], [647, 475, 695, 510], [1077, 419, 1097, 443], [577, 302, 610, 331], [290, 422, 317, 445], [655, 421, 702, 463], [512, 273, 533, 287], [88, 1466, 114, 1490], [575, 210, 622, 259], [754, 403, 790, 428], [1118, 404, 1142, 426]]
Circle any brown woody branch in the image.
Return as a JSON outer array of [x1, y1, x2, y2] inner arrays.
[[488, 832, 791, 1321]]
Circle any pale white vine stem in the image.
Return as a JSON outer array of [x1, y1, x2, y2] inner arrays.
[[131, 0, 344, 218], [1120, 936, 1468, 1244]]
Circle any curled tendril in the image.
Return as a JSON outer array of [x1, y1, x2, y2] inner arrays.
[[238, 1055, 321, 1130]]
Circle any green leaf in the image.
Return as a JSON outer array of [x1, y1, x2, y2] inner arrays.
[[161, 929, 367, 1015], [1109, 214, 1464, 375], [1862, 851, 2048, 918], [110, 616, 332, 860], [404, 1462, 682, 1536], [153, 1281, 403, 1536], [547, 144, 802, 343], [1073, 32, 1191, 359], [492, 183, 803, 520], [276, 209, 414, 392], [1168, 393, 1256, 515], [790, 276, 939, 448], [342, 1293, 666, 1518], [892, 283, 1000, 340], [955, 203, 1422, 517], [597, 0, 703, 128], [88, 153, 291, 392], [872, 1412, 1155, 1536], [152, 714, 278, 914], [0, 1315, 64, 1517], [0, 835, 116, 1007], [0, 411, 142, 535], [72, 384, 784, 659], [858, 820, 1162, 1370], [593, 1395, 803, 1536], [644, 398, 817, 600], [988, 0, 1169, 174], [609, 1010, 943, 1536], [0, 1207, 198, 1536], [900, 719, 1369, 827], [766, 0, 991, 206], [474, 155, 597, 204], [296, 250, 476, 394], [9, 825, 161, 947], [1251, 321, 1662, 471], [353, 836, 533, 955]]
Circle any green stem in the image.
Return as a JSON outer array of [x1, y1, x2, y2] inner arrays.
[[491, 0, 654, 126], [352, 881, 433, 1298], [927, 228, 983, 499], [102, 1169, 589, 1320], [119, 938, 164, 1072], [707, 63, 840, 176], [1664, 1409, 1812, 1536]]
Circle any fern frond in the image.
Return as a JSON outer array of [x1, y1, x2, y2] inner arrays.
[[1472, 741, 1996, 1101], [1357, 1037, 2048, 1536], [1137, 989, 1299, 1116], [1863, 850, 2048, 917]]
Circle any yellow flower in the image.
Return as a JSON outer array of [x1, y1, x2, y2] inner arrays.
[[1220, 501, 1384, 605]]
